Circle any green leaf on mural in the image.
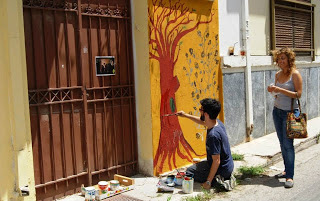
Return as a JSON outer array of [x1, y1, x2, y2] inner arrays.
[[170, 98, 176, 112]]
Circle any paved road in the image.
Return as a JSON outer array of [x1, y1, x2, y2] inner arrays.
[[218, 143, 320, 201]]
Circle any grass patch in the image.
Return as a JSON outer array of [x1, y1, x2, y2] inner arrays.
[[238, 166, 265, 177], [232, 153, 244, 161], [167, 195, 172, 201], [182, 188, 214, 201]]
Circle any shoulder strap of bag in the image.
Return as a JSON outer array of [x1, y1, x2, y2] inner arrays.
[[291, 92, 302, 113]]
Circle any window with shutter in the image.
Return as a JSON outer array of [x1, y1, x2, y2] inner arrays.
[[271, 0, 315, 59]]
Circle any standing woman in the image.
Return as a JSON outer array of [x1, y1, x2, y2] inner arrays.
[[267, 47, 303, 188]]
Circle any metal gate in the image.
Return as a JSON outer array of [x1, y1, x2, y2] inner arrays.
[[23, 0, 137, 200]]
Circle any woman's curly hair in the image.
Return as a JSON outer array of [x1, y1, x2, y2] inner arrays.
[[271, 47, 296, 75]]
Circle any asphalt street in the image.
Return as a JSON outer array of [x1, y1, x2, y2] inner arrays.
[[217, 142, 320, 201]]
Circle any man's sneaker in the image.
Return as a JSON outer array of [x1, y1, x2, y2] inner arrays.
[[215, 174, 236, 191]]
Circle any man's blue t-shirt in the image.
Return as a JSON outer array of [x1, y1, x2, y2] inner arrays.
[[206, 119, 234, 179]]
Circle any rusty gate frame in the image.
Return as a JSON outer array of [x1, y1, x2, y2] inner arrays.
[[23, 0, 138, 200]]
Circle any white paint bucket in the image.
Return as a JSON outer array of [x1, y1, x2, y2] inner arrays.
[[182, 177, 194, 194], [85, 186, 96, 201], [110, 180, 120, 191]]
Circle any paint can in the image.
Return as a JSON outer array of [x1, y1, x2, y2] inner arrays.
[[182, 177, 194, 194], [174, 171, 185, 186], [110, 180, 120, 191], [85, 186, 96, 201], [98, 181, 108, 190]]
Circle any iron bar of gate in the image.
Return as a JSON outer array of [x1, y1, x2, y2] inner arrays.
[[53, 8, 68, 187], [28, 86, 83, 92], [23, 6, 78, 13], [86, 96, 134, 103], [29, 7, 46, 192], [97, 16, 104, 180], [49, 102, 58, 190], [81, 13, 129, 20], [91, 161, 138, 175], [41, 8, 58, 190], [64, 11, 79, 183], [124, 6, 135, 171], [29, 99, 83, 107], [107, 17, 119, 174], [115, 12, 127, 173], [87, 15, 100, 174], [35, 172, 88, 188], [77, 0, 92, 186], [53, 10, 61, 89], [59, 91, 68, 187], [85, 85, 134, 90]]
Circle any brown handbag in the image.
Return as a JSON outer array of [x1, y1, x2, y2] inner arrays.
[[286, 97, 308, 139]]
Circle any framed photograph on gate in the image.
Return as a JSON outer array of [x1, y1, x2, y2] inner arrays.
[[95, 56, 116, 76]]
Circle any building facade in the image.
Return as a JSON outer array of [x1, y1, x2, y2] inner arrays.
[[1, 0, 319, 200]]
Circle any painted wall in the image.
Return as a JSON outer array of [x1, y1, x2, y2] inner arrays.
[[131, 0, 154, 176], [148, 0, 223, 174], [0, 0, 36, 200]]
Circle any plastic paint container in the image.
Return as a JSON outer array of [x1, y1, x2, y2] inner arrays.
[[98, 181, 108, 190], [110, 180, 120, 191], [85, 186, 96, 201]]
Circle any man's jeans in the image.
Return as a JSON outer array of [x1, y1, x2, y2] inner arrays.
[[273, 107, 299, 179], [186, 161, 232, 185]]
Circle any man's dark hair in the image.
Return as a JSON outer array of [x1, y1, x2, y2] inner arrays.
[[200, 98, 221, 120]]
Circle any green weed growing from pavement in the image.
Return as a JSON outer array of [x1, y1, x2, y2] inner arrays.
[[238, 166, 265, 177], [167, 195, 172, 201], [232, 153, 244, 161], [182, 188, 214, 201]]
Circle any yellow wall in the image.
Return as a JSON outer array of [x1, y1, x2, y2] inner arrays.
[[0, 0, 36, 200], [131, 0, 154, 175], [149, 0, 222, 174]]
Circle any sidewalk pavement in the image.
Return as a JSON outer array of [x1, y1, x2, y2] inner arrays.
[[60, 117, 320, 201]]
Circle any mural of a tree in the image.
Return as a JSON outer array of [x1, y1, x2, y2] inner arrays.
[[149, 0, 215, 173], [183, 31, 220, 140]]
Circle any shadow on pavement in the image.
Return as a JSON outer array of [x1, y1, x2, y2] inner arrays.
[[237, 175, 285, 188]]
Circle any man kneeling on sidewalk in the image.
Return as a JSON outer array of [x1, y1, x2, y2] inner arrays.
[[176, 98, 235, 191]]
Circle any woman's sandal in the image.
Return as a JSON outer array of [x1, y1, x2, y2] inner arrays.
[[284, 179, 294, 188], [275, 172, 286, 178]]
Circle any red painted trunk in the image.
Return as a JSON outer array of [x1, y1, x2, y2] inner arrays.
[[154, 58, 203, 174]]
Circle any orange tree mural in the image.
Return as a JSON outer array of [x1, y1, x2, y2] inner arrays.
[[148, 0, 215, 173]]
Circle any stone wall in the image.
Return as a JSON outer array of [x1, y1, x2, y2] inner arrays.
[[223, 66, 320, 146]]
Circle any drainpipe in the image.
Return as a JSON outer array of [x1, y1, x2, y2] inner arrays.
[[242, 0, 254, 141]]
